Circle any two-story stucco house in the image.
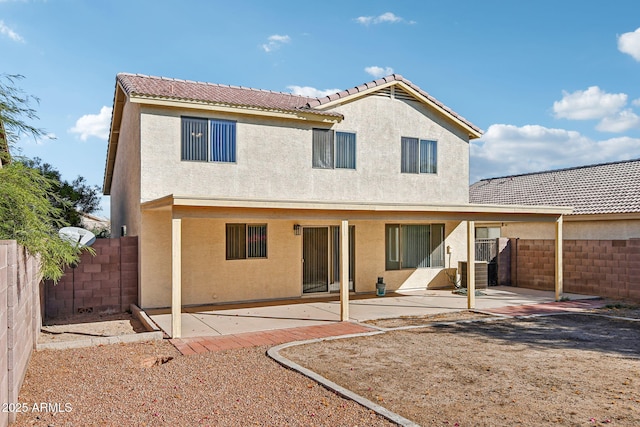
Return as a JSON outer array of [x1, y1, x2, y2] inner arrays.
[[103, 73, 569, 337]]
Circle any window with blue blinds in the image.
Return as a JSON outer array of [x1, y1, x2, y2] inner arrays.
[[181, 117, 236, 163], [401, 137, 437, 174], [211, 119, 236, 162], [312, 129, 356, 169]]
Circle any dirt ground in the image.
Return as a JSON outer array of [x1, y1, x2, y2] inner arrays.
[[283, 306, 640, 427], [364, 310, 491, 328], [39, 312, 146, 343]]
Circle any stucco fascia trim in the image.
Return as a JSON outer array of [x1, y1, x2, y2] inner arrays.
[[128, 95, 343, 123]]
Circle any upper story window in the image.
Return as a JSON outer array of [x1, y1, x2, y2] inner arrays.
[[401, 137, 437, 174], [181, 117, 236, 163], [312, 129, 356, 169]]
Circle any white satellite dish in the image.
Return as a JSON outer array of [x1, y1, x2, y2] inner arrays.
[[59, 226, 96, 247]]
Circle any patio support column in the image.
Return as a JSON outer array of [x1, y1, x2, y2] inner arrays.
[[340, 219, 349, 321], [467, 220, 476, 309], [171, 217, 182, 338], [555, 215, 563, 301]]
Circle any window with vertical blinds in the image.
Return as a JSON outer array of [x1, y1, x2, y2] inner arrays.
[[312, 129, 333, 168], [335, 132, 356, 169], [401, 137, 437, 174], [181, 117, 208, 161], [226, 224, 267, 260], [181, 117, 236, 163], [385, 224, 445, 270], [312, 129, 356, 169]]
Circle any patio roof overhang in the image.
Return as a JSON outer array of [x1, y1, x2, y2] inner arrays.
[[141, 194, 573, 222], [145, 195, 571, 338]]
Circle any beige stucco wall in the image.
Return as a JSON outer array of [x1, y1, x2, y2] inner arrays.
[[109, 100, 141, 237], [500, 218, 640, 240], [328, 94, 470, 204], [138, 212, 469, 309], [139, 209, 172, 308], [137, 92, 470, 205]]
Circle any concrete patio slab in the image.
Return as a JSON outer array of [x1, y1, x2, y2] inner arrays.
[[147, 286, 598, 338]]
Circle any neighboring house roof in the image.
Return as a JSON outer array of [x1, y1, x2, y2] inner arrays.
[[104, 73, 483, 193], [469, 159, 640, 215]]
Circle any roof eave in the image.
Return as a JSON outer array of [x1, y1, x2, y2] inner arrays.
[[128, 95, 343, 123], [141, 195, 571, 221], [103, 81, 127, 195]]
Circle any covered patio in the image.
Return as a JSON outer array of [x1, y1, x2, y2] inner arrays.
[[143, 196, 572, 338], [147, 287, 596, 338]]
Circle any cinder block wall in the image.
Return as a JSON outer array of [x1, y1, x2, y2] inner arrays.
[[1, 241, 41, 426], [514, 239, 556, 291], [514, 238, 640, 302], [44, 236, 138, 319]]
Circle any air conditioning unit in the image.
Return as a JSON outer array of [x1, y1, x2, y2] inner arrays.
[[458, 261, 489, 289]]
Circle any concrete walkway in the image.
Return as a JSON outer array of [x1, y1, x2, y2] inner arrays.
[[148, 286, 597, 340], [168, 293, 604, 356]]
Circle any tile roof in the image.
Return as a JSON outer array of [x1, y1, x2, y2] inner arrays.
[[115, 73, 481, 133], [307, 74, 482, 135], [469, 159, 640, 215], [116, 73, 343, 118]]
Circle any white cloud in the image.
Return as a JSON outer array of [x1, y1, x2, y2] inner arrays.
[[470, 123, 640, 182], [633, 98, 640, 107], [596, 109, 640, 132], [553, 86, 627, 120], [0, 20, 24, 43], [364, 66, 394, 78], [69, 106, 112, 141], [375, 12, 402, 23], [618, 27, 640, 61], [355, 12, 406, 25], [287, 85, 340, 98], [261, 34, 291, 53]]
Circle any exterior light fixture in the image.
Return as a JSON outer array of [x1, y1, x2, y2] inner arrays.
[[293, 224, 302, 235]]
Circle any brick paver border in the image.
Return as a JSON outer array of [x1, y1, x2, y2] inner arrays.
[[170, 299, 608, 355], [170, 322, 374, 355]]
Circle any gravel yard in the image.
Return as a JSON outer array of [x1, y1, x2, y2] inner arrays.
[[15, 341, 393, 426], [15, 302, 640, 426]]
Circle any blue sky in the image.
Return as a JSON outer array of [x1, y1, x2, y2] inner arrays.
[[2, 0, 640, 216]]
